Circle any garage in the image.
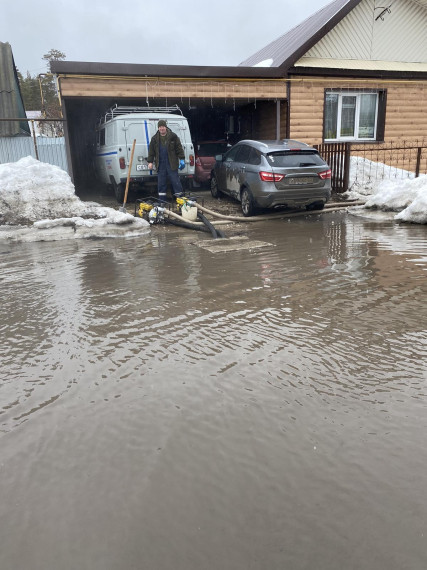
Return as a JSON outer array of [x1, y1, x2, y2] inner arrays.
[[51, 61, 289, 196]]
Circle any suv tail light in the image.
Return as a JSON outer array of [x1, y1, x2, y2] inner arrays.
[[189, 154, 195, 166], [259, 171, 284, 182], [119, 157, 126, 169], [319, 169, 332, 180]]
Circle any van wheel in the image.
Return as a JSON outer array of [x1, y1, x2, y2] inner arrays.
[[241, 187, 256, 217], [113, 181, 125, 203], [210, 176, 221, 198]]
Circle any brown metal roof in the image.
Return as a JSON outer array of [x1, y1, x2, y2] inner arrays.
[[239, 0, 362, 72]]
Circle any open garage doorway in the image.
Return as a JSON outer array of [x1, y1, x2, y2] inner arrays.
[[62, 97, 287, 198]]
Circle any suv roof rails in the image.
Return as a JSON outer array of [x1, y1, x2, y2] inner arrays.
[[98, 104, 183, 125]]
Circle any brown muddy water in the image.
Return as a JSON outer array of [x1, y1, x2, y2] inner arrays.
[[1, 210, 427, 570]]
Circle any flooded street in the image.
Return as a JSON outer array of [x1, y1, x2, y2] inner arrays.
[[1, 209, 427, 570]]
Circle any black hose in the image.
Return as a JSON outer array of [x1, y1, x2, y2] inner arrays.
[[197, 211, 226, 239], [197, 211, 217, 238]]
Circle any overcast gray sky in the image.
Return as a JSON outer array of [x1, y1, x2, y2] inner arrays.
[[2, 0, 332, 75]]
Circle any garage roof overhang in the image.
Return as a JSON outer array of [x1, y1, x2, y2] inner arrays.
[[52, 61, 289, 100], [51, 60, 285, 79]]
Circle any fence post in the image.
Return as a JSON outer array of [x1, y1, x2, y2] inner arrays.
[[415, 147, 422, 178], [343, 143, 351, 192], [30, 120, 39, 160]]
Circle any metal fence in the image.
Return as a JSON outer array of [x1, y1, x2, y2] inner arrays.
[[316, 140, 427, 193], [0, 118, 69, 173], [314, 142, 350, 193]]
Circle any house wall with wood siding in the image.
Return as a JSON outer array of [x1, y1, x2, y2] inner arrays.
[[57, 76, 288, 100], [251, 100, 287, 140], [289, 76, 427, 173]]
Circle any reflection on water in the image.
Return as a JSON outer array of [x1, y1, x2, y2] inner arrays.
[[1, 211, 427, 570]]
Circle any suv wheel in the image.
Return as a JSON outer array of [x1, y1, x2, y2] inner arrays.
[[210, 175, 221, 198], [241, 187, 256, 217]]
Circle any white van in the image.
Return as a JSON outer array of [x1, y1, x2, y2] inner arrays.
[[95, 105, 195, 202]]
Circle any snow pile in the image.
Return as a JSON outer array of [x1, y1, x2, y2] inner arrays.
[[395, 181, 427, 224], [344, 156, 427, 224], [0, 157, 149, 240], [0, 156, 86, 224], [346, 156, 417, 198]]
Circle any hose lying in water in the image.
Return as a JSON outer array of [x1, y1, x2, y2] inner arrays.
[[195, 202, 263, 223], [192, 200, 365, 224], [197, 211, 225, 239], [165, 216, 210, 233], [163, 200, 365, 231], [163, 208, 225, 238]]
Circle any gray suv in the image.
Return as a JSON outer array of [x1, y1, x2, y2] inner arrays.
[[211, 139, 332, 216]]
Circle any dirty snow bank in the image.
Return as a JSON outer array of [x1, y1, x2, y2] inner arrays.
[[344, 156, 427, 224], [0, 157, 149, 240]]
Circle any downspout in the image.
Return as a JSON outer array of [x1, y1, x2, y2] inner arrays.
[[286, 79, 291, 139]]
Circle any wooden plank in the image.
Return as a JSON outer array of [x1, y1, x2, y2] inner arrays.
[[59, 77, 288, 99]]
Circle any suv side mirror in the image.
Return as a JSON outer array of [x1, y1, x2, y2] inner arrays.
[[215, 154, 224, 162]]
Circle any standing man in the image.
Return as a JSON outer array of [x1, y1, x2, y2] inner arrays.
[[147, 119, 186, 202]]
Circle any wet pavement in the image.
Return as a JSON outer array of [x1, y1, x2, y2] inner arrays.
[[1, 194, 427, 570]]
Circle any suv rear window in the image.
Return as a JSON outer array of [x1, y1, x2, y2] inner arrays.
[[266, 151, 325, 168]]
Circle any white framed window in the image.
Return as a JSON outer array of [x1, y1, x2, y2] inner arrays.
[[324, 91, 380, 142]]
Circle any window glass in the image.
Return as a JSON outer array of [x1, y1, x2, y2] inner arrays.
[[167, 123, 181, 137], [247, 148, 262, 166], [325, 93, 338, 139], [105, 124, 113, 146], [325, 90, 380, 142], [340, 96, 356, 137], [224, 146, 241, 162], [358, 94, 377, 139], [235, 144, 252, 164], [266, 151, 325, 167]]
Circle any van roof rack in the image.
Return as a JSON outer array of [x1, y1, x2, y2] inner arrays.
[[99, 104, 183, 125]]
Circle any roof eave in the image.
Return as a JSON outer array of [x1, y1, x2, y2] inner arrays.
[[289, 66, 427, 81], [51, 60, 285, 79]]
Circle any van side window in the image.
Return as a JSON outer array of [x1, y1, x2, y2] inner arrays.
[[167, 123, 181, 137], [105, 124, 113, 146]]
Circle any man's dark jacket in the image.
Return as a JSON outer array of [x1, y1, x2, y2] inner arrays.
[[147, 128, 185, 170]]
